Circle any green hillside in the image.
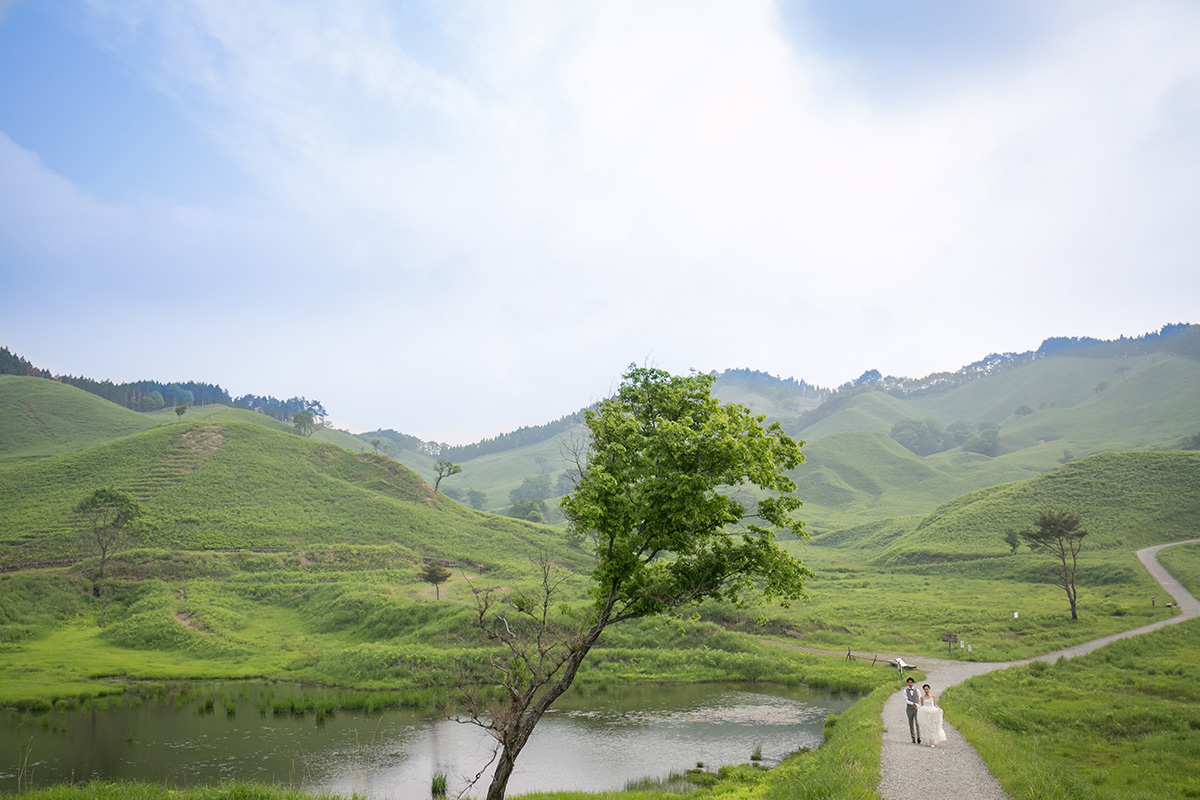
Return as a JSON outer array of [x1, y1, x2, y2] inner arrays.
[[792, 391, 911, 439], [0, 419, 582, 573], [793, 432, 1040, 530], [902, 353, 1150, 424], [877, 450, 1200, 564], [0, 375, 160, 460], [374, 333, 1200, 525], [997, 355, 1200, 453]]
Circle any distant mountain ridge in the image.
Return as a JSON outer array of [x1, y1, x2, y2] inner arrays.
[[2, 323, 1195, 458], [844, 322, 1198, 398], [2, 320, 1198, 542]]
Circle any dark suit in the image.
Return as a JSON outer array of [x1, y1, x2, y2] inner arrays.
[[904, 684, 921, 742]]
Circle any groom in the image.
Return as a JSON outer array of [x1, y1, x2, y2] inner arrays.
[[903, 677, 921, 744]]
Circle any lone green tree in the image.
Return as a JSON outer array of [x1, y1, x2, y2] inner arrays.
[[74, 488, 144, 581], [292, 410, 315, 437], [433, 460, 462, 492], [1003, 529, 1021, 554], [419, 560, 453, 600], [465, 365, 810, 800], [1020, 510, 1088, 620], [174, 403, 188, 419], [505, 497, 544, 523]]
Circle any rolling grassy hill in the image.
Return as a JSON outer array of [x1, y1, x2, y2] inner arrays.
[[389, 345, 1200, 529], [7, 327, 1198, 529], [345, 333, 1200, 527], [877, 450, 1200, 565], [0, 415, 583, 574], [0, 375, 161, 460]]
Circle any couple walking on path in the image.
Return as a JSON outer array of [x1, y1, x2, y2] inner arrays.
[[902, 677, 945, 747], [877, 538, 1200, 800]]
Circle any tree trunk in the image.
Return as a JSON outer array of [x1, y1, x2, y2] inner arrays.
[[485, 735, 524, 800], [482, 621, 609, 799]]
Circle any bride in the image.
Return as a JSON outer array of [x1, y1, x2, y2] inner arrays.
[[917, 684, 947, 747]]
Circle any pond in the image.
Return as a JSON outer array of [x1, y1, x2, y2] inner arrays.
[[0, 682, 859, 798]]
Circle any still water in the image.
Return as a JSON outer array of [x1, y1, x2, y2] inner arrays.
[[1, 683, 857, 798]]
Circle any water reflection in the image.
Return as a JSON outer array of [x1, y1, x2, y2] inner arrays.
[[0, 683, 858, 798]]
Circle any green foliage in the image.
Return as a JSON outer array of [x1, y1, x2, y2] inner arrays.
[[418, 560, 452, 599], [1019, 509, 1089, 619], [1003, 529, 1021, 554], [432, 459, 462, 492], [890, 417, 945, 456], [509, 474, 552, 503], [75, 487, 145, 578], [506, 497, 544, 523], [963, 427, 1000, 456], [563, 365, 810, 617], [291, 410, 315, 437]]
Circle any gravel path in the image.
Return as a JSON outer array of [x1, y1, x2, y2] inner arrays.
[[876, 538, 1200, 800]]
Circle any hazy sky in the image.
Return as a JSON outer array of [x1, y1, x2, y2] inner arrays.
[[2, 1, 1198, 443]]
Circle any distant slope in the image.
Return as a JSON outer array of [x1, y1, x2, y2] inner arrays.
[[712, 368, 827, 426], [874, 451, 1200, 565], [0, 376, 160, 460], [794, 432, 1039, 530], [793, 392, 911, 439], [995, 355, 1200, 454], [0, 420, 585, 573]]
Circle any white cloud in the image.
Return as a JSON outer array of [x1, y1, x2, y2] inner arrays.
[[4, 0, 1200, 441]]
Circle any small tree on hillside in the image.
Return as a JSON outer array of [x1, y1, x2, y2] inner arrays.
[[1003, 529, 1021, 555], [964, 428, 1000, 456], [419, 561, 453, 600], [292, 410, 315, 437], [461, 365, 811, 800], [75, 488, 144, 582], [1020, 510, 1088, 620], [175, 404, 188, 419], [505, 498, 544, 523], [433, 460, 462, 492]]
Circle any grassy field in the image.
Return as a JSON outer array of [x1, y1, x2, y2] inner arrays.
[[942, 541, 1200, 800]]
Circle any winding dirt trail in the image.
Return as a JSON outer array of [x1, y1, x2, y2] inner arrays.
[[876, 538, 1200, 800]]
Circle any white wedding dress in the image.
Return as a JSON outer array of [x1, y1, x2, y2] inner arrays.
[[917, 697, 947, 744]]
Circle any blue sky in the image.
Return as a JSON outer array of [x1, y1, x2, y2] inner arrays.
[[2, 1, 1198, 443]]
